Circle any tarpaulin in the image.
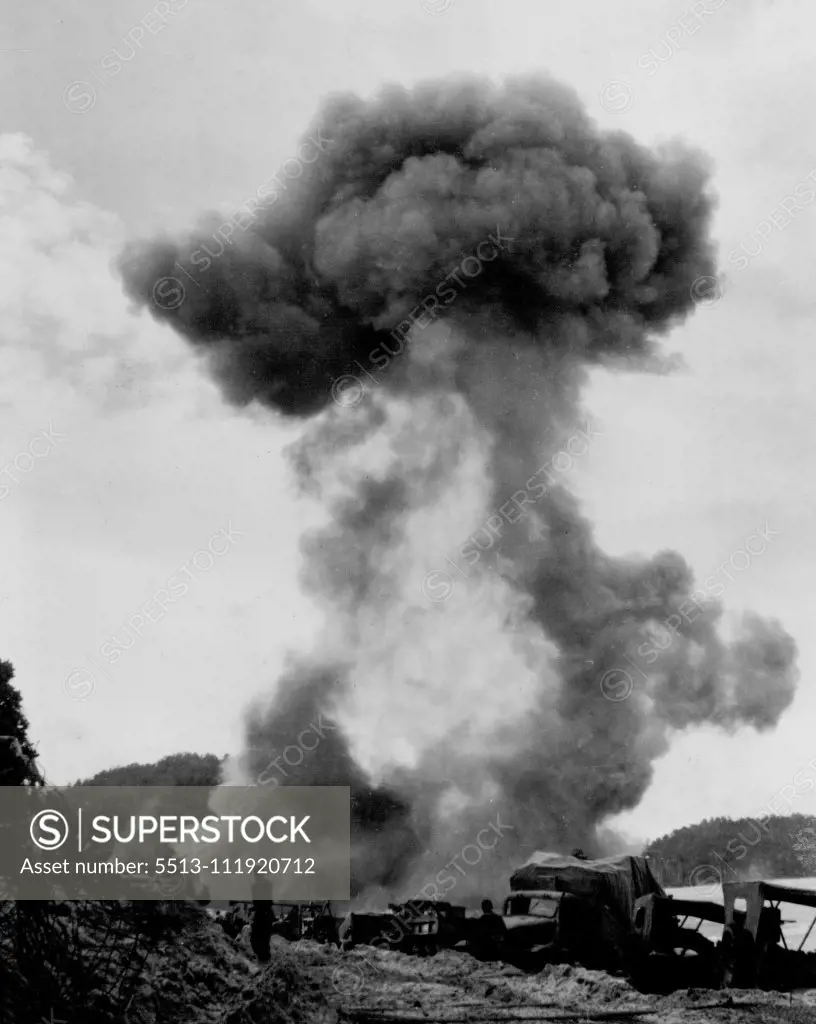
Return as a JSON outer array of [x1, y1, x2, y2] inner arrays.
[[509, 852, 665, 925]]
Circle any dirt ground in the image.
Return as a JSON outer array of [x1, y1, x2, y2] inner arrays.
[[126, 912, 816, 1024], [298, 942, 816, 1024]]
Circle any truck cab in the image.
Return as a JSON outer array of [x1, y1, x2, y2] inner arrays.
[[500, 890, 592, 964]]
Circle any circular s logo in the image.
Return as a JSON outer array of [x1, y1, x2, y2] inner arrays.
[[63, 81, 96, 114], [421, 0, 455, 13], [599, 667, 634, 702], [30, 809, 70, 850], [599, 81, 634, 114], [332, 962, 365, 996], [331, 374, 365, 408], [63, 666, 96, 701], [156, 871, 186, 898], [688, 863, 722, 898], [690, 274, 724, 307], [152, 276, 185, 310], [421, 569, 454, 602]]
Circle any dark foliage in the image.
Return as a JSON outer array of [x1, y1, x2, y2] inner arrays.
[[0, 898, 200, 1024], [645, 813, 816, 887], [0, 658, 42, 785], [74, 751, 224, 788], [0, 660, 213, 1023]]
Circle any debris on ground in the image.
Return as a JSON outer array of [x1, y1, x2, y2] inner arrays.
[[5, 903, 816, 1023]]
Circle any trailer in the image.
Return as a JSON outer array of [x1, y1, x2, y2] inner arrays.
[[268, 901, 340, 943], [338, 906, 439, 954], [722, 880, 816, 990], [629, 893, 724, 991], [389, 901, 482, 951]]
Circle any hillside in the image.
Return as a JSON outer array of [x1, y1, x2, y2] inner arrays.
[[70, 752, 816, 892], [73, 751, 224, 788], [645, 814, 816, 888]]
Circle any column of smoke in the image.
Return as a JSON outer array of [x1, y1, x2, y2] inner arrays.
[[120, 75, 798, 902]]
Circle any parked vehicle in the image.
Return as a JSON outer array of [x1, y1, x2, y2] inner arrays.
[[338, 905, 439, 954], [391, 900, 489, 952], [629, 893, 724, 991], [502, 851, 665, 971], [722, 880, 816, 990], [302, 901, 342, 944], [263, 901, 341, 943], [500, 889, 597, 968]]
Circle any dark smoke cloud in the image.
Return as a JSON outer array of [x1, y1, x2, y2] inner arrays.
[[119, 74, 714, 414], [120, 75, 798, 901], [240, 665, 426, 894]]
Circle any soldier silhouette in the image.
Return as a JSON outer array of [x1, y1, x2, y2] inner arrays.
[[250, 871, 275, 962]]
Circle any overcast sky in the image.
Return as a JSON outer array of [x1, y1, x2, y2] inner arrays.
[[1, 0, 814, 845]]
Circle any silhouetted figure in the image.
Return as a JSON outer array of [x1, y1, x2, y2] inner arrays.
[[250, 874, 275, 962], [473, 898, 505, 960]]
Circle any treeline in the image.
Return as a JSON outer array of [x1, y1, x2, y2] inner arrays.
[[645, 814, 816, 888], [0, 660, 211, 1024], [73, 751, 225, 788]]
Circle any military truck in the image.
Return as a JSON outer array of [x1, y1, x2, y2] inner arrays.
[[502, 852, 666, 972]]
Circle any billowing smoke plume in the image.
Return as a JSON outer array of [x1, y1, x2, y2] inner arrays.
[[120, 75, 798, 900]]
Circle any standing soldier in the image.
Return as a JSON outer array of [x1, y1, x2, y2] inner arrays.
[[474, 899, 505, 960], [250, 872, 275, 962]]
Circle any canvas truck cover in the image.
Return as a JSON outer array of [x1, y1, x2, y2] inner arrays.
[[509, 853, 665, 924]]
